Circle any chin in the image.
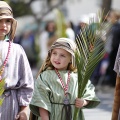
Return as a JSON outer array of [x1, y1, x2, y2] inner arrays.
[[55, 67, 66, 70]]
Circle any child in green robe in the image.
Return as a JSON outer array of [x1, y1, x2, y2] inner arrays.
[[30, 38, 100, 120]]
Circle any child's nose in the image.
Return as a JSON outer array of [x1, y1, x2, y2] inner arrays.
[[55, 55, 60, 60]]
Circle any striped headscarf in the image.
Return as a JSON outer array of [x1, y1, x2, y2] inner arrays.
[[49, 38, 76, 67], [0, 1, 17, 41]]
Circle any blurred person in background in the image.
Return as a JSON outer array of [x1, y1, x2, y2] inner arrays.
[[65, 20, 75, 41], [105, 9, 120, 86], [20, 30, 39, 68], [112, 42, 120, 120], [75, 14, 89, 37], [39, 20, 57, 63], [87, 13, 109, 86]]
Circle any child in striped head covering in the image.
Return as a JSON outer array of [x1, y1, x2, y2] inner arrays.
[[30, 38, 100, 120], [38, 37, 77, 74]]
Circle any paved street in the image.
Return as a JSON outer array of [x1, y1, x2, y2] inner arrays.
[[84, 86, 114, 120]]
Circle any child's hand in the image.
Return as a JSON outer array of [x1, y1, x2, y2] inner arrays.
[[15, 111, 27, 120], [15, 106, 28, 120], [75, 98, 89, 108]]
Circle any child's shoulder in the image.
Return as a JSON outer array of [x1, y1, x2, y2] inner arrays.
[[12, 42, 23, 49], [40, 70, 55, 77], [11, 42, 23, 51], [71, 71, 77, 76], [12, 42, 28, 55], [37, 70, 56, 82], [2, 42, 23, 53]]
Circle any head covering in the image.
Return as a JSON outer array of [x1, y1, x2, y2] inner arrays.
[[78, 15, 89, 24], [0, 1, 17, 41], [49, 38, 76, 67]]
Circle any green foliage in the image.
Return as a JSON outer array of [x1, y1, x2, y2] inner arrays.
[[0, 78, 5, 106], [73, 11, 110, 120], [54, 9, 67, 38], [10, 1, 32, 17]]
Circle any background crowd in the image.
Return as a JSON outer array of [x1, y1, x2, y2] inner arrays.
[[13, 9, 120, 88], [1, 0, 120, 120]]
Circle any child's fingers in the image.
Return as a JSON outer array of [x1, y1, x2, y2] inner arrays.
[[75, 98, 85, 108], [15, 115, 19, 120]]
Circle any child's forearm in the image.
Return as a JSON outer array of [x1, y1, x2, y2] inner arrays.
[[39, 108, 49, 120], [15, 106, 28, 120], [20, 106, 28, 111]]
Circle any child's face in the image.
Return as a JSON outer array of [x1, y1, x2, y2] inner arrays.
[[0, 18, 12, 40], [50, 48, 71, 70]]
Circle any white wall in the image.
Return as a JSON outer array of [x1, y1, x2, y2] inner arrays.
[[112, 0, 120, 10], [66, 0, 100, 24], [66, 0, 120, 24]]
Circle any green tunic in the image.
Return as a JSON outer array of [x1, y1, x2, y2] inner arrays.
[[30, 70, 100, 120]]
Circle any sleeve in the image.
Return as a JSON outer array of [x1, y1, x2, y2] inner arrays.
[[29, 75, 51, 117], [82, 80, 100, 108], [16, 45, 34, 106], [114, 44, 120, 76]]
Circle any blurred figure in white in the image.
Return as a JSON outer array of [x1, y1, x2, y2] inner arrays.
[[65, 20, 75, 41], [105, 10, 120, 86], [39, 20, 57, 62], [75, 14, 89, 37]]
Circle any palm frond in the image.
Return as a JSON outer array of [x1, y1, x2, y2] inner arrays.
[[54, 9, 67, 38], [0, 78, 5, 106], [73, 11, 110, 120]]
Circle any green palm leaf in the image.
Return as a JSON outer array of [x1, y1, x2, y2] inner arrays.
[[0, 78, 5, 106], [54, 9, 67, 38], [0, 98, 4, 106], [73, 11, 110, 120]]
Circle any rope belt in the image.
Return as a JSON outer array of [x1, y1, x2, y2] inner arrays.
[[51, 101, 75, 120], [3, 89, 11, 97]]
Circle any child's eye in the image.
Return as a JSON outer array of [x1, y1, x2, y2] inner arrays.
[[52, 52, 56, 55], [61, 54, 65, 57], [6, 19, 12, 23]]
